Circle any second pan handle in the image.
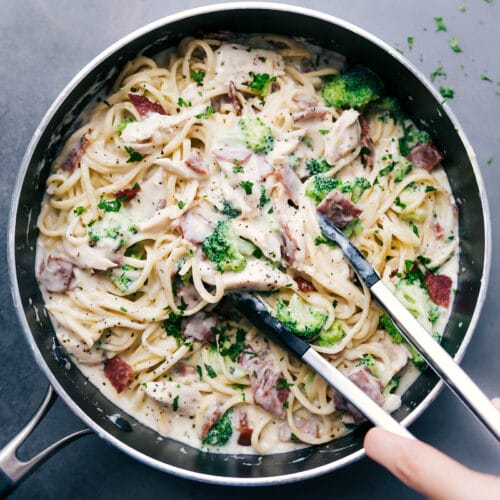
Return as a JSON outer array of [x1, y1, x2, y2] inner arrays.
[[0, 386, 91, 497]]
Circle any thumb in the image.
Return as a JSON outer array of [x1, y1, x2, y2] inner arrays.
[[364, 427, 500, 500]]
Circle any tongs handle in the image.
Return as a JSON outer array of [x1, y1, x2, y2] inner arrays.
[[372, 280, 500, 441]]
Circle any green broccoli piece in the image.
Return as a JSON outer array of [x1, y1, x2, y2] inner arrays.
[[383, 376, 400, 395], [341, 177, 371, 202], [248, 72, 276, 97], [393, 158, 413, 182], [305, 175, 342, 204], [202, 220, 255, 273], [406, 343, 427, 370], [306, 157, 332, 176], [202, 408, 233, 446], [369, 96, 404, 123], [395, 278, 439, 332], [342, 218, 363, 238], [322, 66, 383, 109], [238, 116, 274, 154], [357, 354, 380, 377], [276, 295, 327, 340], [317, 320, 346, 347], [379, 314, 403, 344]]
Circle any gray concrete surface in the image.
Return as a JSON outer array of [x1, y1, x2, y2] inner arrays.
[[0, 1, 498, 498]]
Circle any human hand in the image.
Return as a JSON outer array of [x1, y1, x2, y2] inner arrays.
[[364, 427, 500, 500]]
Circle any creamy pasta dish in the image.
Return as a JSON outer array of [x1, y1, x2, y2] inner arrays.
[[36, 34, 458, 455]]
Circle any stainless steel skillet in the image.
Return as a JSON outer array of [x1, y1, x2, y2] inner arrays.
[[3, 2, 491, 494]]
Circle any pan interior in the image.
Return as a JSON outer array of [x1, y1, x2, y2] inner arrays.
[[11, 5, 486, 483]]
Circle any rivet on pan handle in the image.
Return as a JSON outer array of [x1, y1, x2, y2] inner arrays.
[[0, 386, 91, 497]]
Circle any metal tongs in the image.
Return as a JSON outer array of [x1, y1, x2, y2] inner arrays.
[[231, 212, 500, 441]]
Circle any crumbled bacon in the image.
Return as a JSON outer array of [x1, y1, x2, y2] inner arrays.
[[280, 222, 299, 266], [425, 272, 452, 308], [359, 116, 374, 169], [114, 184, 140, 201], [240, 350, 289, 418], [104, 356, 134, 393], [333, 366, 383, 421], [433, 222, 444, 240], [292, 107, 327, 122], [185, 153, 209, 174], [228, 81, 243, 116], [275, 165, 301, 206], [182, 312, 217, 344], [294, 276, 315, 293], [317, 191, 362, 229], [237, 427, 253, 446], [39, 255, 74, 293], [201, 408, 222, 439], [62, 137, 89, 172], [407, 142, 443, 171], [128, 93, 166, 116]]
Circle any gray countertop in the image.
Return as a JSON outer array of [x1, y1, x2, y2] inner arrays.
[[0, 1, 498, 498]]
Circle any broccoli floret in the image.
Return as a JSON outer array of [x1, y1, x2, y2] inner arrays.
[[238, 116, 274, 154], [357, 354, 380, 377], [383, 376, 400, 396], [202, 221, 255, 273], [341, 177, 371, 202], [393, 158, 413, 182], [395, 278, 439, 331], [202, 408, 233, 446], [369, 96, 404, 123], [379, 314, 403, 344], [322, 66, 383, 109], [406, 343, 427, 370], [342, 218, 363, 238], [276, 295, 327, 340], [317, 320, 346, 347], [305, 175, 342, 204], [248, 72, 276, 97], [306, 157, 332, 175]]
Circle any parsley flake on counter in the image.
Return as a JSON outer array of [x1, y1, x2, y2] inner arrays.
[[430, 65, 447, 82], [407, 36, 414, 50], [439, 86, 455, 99], [487, 156, 494, 166], [434, 17, 447, 31], [459, 5, 466, 12], [481, 74, 493, 82], [448, 37, 463, 53]]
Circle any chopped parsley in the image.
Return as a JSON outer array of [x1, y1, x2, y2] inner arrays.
[[407, 36, 414, 50], [220, 200, 241, 218], [232, 164, 244, 173], [97, 196, 123, 212], [219, 328, 246, 362], [481, 74, 493, 82], [73, 206, 85, 215], [173, 395, 179, 411], [178, 200, 186, 209], [430, 65, 447, 82], [240, 180, 254, 195], [439, 86, 455, 99], [259, 186, 270, 207], [190, 69, 205, 84], [248, 72, 276, 97], [163, 311, 183, 347], [204, 364, 217, 379], [314, 235, 336, 248], [448, 37, 463, 53], [434, 16, 447, 31], [177, 97, 191, 107], [487, 156, 494, 166], [195, 106, 214, 119], [124, 146, 143, 163], [276, 377, 293, 390]]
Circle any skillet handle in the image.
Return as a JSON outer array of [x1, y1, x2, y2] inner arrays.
[[0, 386, 91, 497]]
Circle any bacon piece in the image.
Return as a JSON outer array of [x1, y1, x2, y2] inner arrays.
[[156, 198, 167, 210], [333, 366, 383, 421], [174, 361, 197, 377], [39, 255, 74, 293], [114, 184, 140, 201], [238, 427, 253, 446], [185, 153, 209, 174], [433, 222, 444, 240], [317, 191, 362, 229], [280, 222, 298, 266], [104, 356, 134, 393], [201, 408, 222, 439], [275, 164, 301, 206], [182, 312, 217, 344], [128, 93, 166, 116], [62, 137, 89, 172], [178, 209, 214, 243], [295, 415, 320, 438], [359, 116, 374, 169], [292, 96, 318, 110], [228, 81, 243, 116], [294, 276, 315, 293], [424, 272, 452, 308], [292, 107, 327, 122], [407, 142, 444, 171], [240, 350, 289, 418], [214, 148, 252, 165]]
